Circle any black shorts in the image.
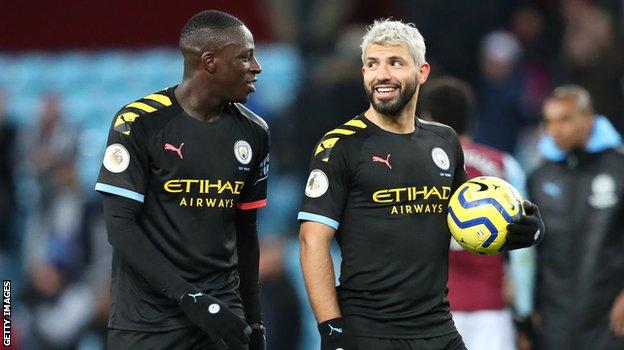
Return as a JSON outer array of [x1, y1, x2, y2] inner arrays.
[[107, 327, 249, 350], [350, 332, 466, 350]]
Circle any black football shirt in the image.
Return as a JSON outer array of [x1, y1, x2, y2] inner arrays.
[[95, 87, 269, 331], [298, 114, 467, 338]]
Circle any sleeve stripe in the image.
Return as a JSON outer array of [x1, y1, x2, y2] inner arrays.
[[144, 93, 172, 106], [125, 101, 157, 113], [237, 199, 267, 210], [95, 183, 145, 203], [254, 174, 268, 185], [297, 211, 339, 230]]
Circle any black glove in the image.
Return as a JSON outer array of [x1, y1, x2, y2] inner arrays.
[[513, 314, 536, 345], [318, 317, 351, 350], [178, 288, 251, 348], [503, 200, 545, 250], [249, 324, 266, 350]]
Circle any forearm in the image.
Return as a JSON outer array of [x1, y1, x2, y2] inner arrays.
[[235, 209, 262, 324], [300, 235, 340, 322], [103, 194, 190, 301]]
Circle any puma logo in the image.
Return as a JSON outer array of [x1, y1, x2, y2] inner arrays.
[[188, 292, 203, 303], [328, 324, 343, 336], [372, 154, 392, 169], [165, 142, 184, 159]]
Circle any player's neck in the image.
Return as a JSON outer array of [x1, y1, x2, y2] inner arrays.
[[175, 80, 225, 123], [364, 101, 417, 134]]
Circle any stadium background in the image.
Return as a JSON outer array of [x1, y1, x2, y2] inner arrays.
[[1, 0, 623, 349]]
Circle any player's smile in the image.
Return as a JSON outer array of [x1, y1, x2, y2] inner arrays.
[[373, 83, 401, 101]]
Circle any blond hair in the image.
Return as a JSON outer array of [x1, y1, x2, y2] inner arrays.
[[361, 19, 426, 66]]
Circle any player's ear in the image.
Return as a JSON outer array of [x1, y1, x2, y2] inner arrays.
[[417, 62, 431, 84], [201, 51, 217, 73]]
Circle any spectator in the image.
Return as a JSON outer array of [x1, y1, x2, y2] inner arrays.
[[473, 30, 524, 155], [21, 160, 110, 350], [21, 92, 76, 210], [286, 25, 368, 175], [556, 0, 624, 133]]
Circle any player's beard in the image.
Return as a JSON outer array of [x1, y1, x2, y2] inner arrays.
[[365, 77, 418, 118]]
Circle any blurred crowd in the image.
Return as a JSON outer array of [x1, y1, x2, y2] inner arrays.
[[1, 0, 623, 349]]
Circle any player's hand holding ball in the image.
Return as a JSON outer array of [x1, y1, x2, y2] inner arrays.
[[447, 176, 545, 255], [318, 317, 352, 350], [178, 287, 251, 348], [503, 200, 545, 250]]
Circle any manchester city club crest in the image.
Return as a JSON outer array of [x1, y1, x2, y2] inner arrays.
[[431, 147, 450, 170], [589, 173, 618, 208], [234, 140, 252, 165]]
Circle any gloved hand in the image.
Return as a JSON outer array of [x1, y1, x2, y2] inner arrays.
[[318, 317, 352, 350], [249, 324, 266, 350], [503, 200, 545, 250], [178, 288, 251, 348], [513, 313, 536, 348]]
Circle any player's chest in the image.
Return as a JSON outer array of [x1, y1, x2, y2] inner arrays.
[[355, 135, 455, 190], [148, 120, 255, 182]]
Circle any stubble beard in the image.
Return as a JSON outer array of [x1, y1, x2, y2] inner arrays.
[[365, 79, 418, 118]]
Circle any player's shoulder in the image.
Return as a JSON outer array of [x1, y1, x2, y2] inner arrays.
[[313, 115, 370, 163], [416, 117, 459, 144], [232, 103, 269, 135], [111, 87, 177, 136]]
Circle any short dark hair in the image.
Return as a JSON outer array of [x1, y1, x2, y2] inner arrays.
[[180, 10, 244, 41], [419, 76, 475, 134]]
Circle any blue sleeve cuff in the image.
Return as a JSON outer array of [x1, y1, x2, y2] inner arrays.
[[95, 182, 145, 203], [297, 211, 339, 230]]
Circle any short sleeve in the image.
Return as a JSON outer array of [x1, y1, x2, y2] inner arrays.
[[237, 129, 270, 210], [297, 141, 351, 230], [95, 116, 149, 203]]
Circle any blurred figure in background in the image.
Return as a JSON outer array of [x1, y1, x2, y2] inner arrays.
[[528, 85, 624, 350], [420, 76, 535, 350], [557, 0, 624, 133], [21, 158, 111, 349], [287, 24, 368, 175], [18, 93, 110, 349], [473, 30, 524, 155], [259, 237, 301, 350], [509, 4, 557, 125], [21, 92, 77, 209]]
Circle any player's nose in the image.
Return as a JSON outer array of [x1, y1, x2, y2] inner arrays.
[[251, 56, 262, 74], [375, 63, 391, 80]]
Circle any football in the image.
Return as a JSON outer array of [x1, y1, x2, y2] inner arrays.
[[447, 176, 524, 255]]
